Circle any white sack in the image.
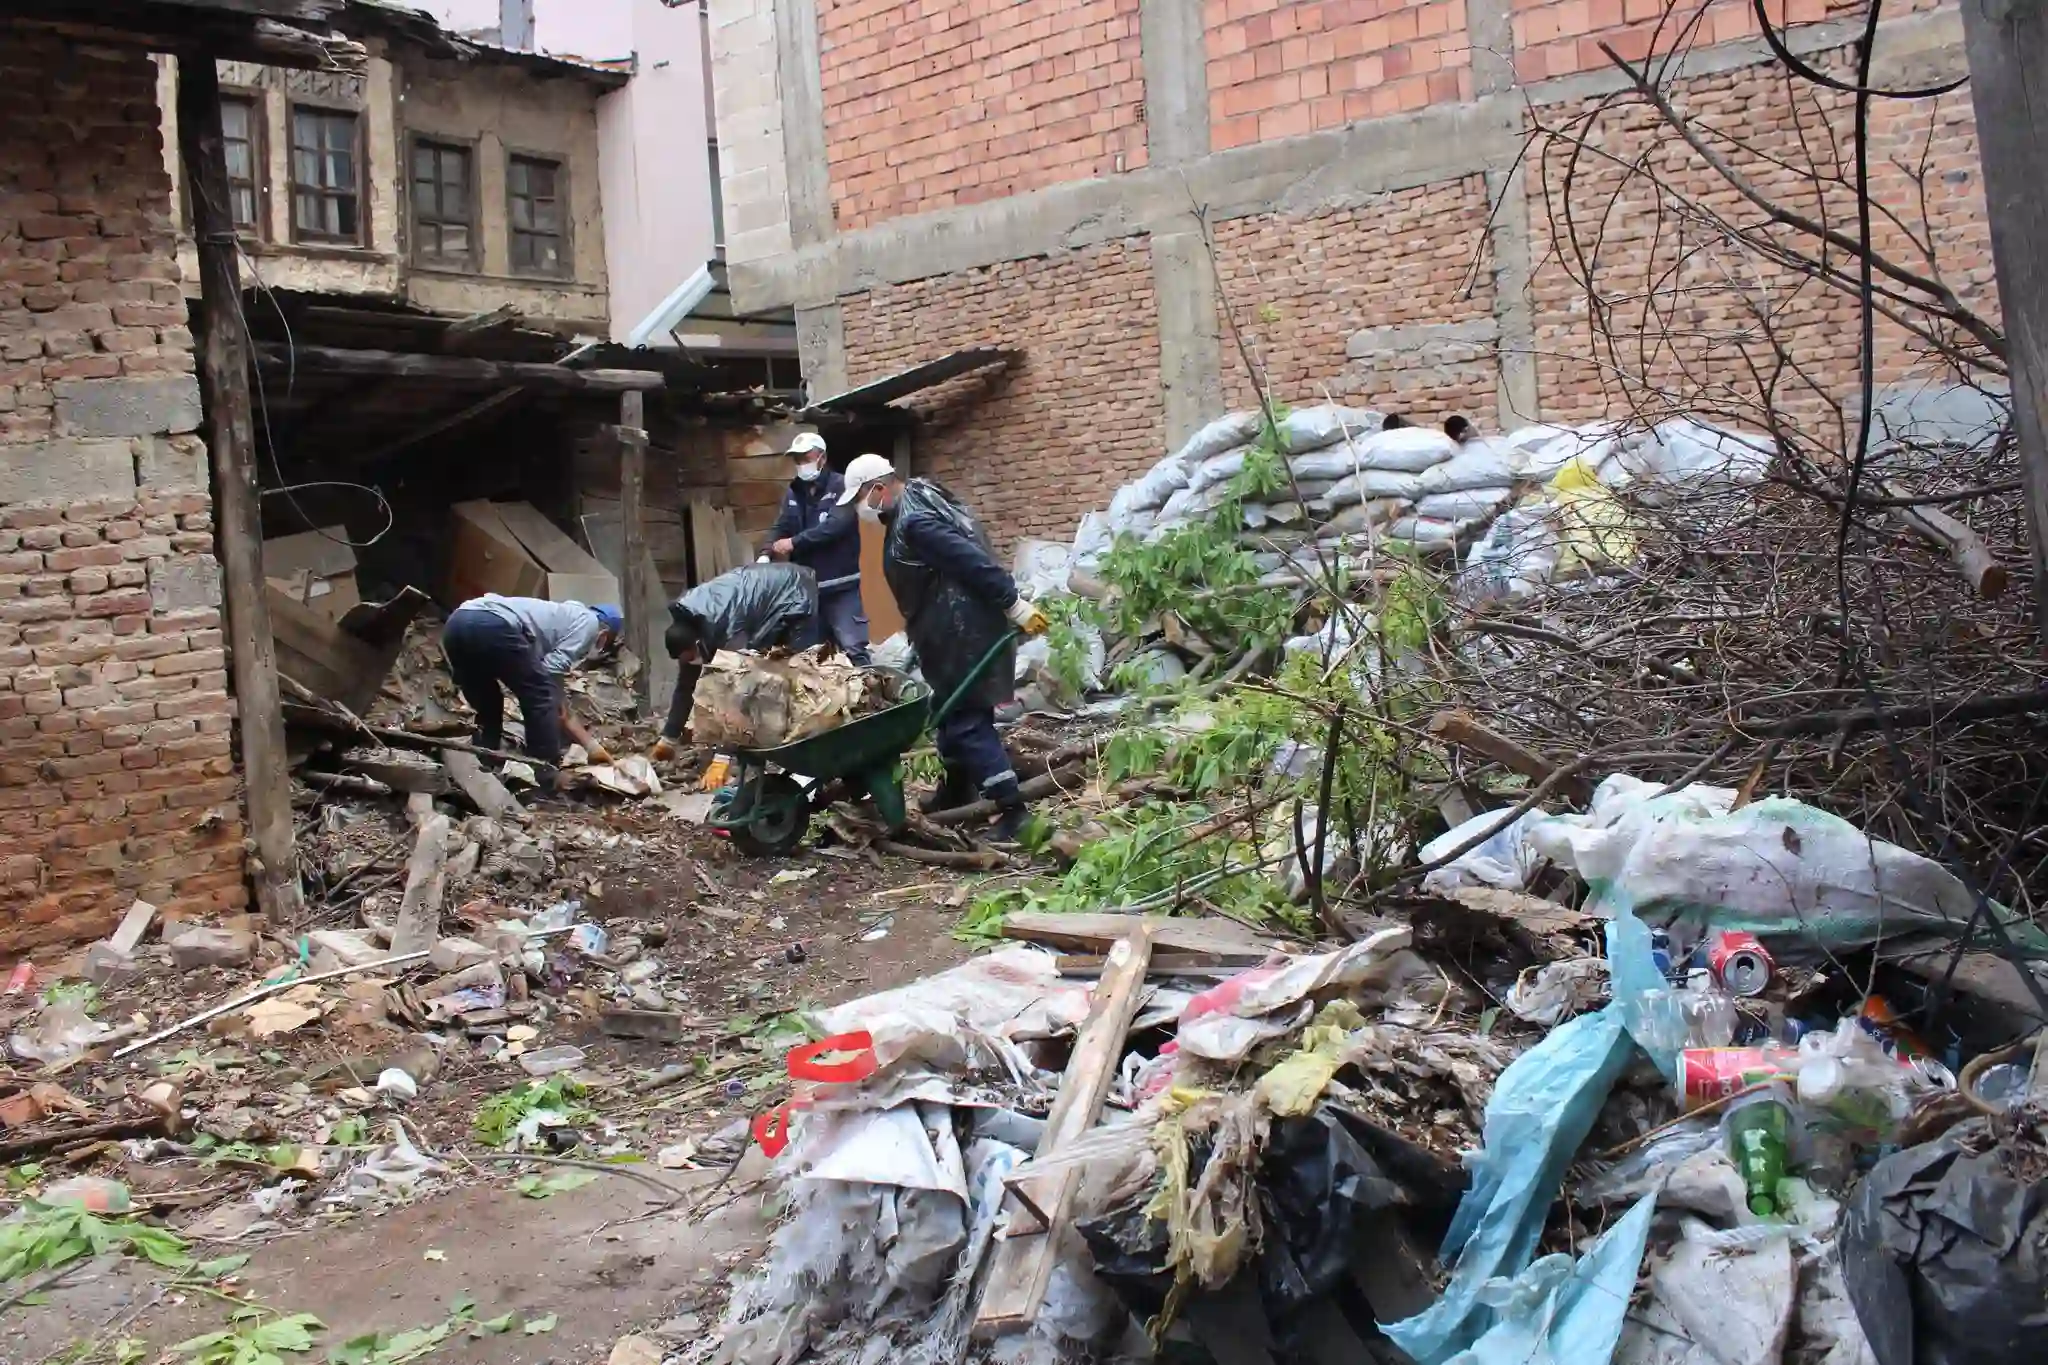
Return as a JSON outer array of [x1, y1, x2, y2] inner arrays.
[[1350, 425, 1459, 472], [1418, 442, 1516, 494], [1172, 411, 1263, 466], [1417, 487, 1514, 522], [1277, 405, 1385, 454], [1386, 515, 1461, 548], [1320, 467, 1427, 507], [1420, 807, 1551, 895]]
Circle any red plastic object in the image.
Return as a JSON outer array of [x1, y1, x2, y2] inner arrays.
[[786, 1031, 878, 1084], [752, 1104, 795, 1157]]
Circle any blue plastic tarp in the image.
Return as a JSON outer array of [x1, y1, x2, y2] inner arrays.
[[1382, 1006, 1635, 1364], [1441, 1192, 1659, 1365]]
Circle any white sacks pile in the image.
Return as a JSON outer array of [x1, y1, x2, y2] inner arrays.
[[1075, 405, 1521, 567]]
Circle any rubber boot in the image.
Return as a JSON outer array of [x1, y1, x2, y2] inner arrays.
[[919, 766, 974, 814], [986, 778, 1029, 845]]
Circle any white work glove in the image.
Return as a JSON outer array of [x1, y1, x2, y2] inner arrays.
[[756, 555, 770, 564], [1006, 597, 1049, 636]]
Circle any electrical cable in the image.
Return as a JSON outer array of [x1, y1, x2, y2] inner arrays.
[[1751, 0, 1968, 99]]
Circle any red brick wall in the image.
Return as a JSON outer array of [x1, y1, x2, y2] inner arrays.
[[0, 28, 245, 953], [819, 0, 1148, 230], [1206, 0, 1473, 148], [1214, 176, 1500, 422], [839, 240, 1165, 553], [1511, 0, 1828, 84], [1526, 49, 1994, 428]]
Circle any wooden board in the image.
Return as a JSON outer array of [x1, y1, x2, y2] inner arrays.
[[449, 501, 545, 605], [1000, 911, 1279, 961], [492, 501, 614, 579], [976, 925, 1154, 1335], [545, 572, 620, 607], [267, 584, 394, 716]]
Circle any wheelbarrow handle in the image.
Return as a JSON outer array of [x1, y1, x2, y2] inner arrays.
[[927, 628, 1024, 731]]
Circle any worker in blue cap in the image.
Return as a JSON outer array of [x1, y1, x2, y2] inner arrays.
[[441, 595, 623, 784]]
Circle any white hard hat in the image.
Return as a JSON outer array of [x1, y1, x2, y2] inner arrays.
[[836, 452, 897, 505], [784, 431, 827, 457]]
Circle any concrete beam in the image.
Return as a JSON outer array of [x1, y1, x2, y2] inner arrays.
[[775, 0, 832, 248], [1485, 165, 1540, 428], [1345, 318, 1500, 357], [1140, 0, 1211, 166], [795, 301, 847, 401], [728, 96, 1525, 312], [1467, 0, 1517, 96], [1151, 229, 1226, 447]]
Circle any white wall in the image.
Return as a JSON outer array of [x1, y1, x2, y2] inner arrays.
[[419, 0, 719, 341]]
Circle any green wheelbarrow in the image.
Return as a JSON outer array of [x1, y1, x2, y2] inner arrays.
[[711, 631, 1019, 857]]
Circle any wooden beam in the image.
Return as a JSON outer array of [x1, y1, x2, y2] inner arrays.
[[178, 58, 306, 928], [251, 342, 665, 392], [1961, 0, 2048, 642], [975, 924, 1154, 1336], [619, 393, 653, 710]]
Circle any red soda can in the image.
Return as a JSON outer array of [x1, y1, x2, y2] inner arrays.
[[3, 961, 31, 995], [1708, 931, 1774, 997]]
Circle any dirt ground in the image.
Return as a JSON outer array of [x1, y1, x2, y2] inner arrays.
[[3, 806, 986, 1365]]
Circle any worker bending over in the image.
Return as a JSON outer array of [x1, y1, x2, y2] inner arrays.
[[441, 595, 621, 783], [762, 432, 869, 664], [651, 561, 821, 761], [838, 454, 1046, 840]]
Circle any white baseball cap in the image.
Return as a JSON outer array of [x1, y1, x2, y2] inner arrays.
[[836, 452, 897, 505], [784, 431, 827, 458]]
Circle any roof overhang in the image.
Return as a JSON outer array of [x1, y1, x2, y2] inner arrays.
[[805, 347, 1019, 416]]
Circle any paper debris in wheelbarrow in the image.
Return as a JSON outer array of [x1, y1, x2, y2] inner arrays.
[[688, 646, 904, 748]]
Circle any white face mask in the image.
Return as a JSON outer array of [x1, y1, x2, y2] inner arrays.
[[795, 462, 823, 483], [857, 488, 886, 524]]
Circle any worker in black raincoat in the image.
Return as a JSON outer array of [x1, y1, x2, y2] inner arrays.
[[650, 562, 820, 760], [837, 453, 1047, 840]]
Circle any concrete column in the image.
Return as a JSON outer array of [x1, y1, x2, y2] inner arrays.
[[795, 300, 847, 401], [1141, 0, 1211, 166], [776, 0, 832, 247], [1151, 228, 1226, 447], [1486, 164, 1541, 426], [1468, 0, 1518, 96]]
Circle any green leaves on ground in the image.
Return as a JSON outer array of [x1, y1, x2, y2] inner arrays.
[[173, 1310, 324, 1365], [513, 1170, 597, 1200], [0, 1201, 190, 1284], [470, 1076, 593, 1149], [328, 1294, 527, 1365]]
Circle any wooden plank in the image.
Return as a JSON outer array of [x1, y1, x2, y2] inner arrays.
[[620, 395, 653, 711], [442, 749, 525, 823], [251, 342, 666, 392], [975, 924, 1154, 1335], [108, 899, 158, 955], [492, 501, 614, 578], [545, 572, 619, 605], [448, 501, 546, 605], [266, 585, 392, 716], [1000, 911, 1277, 960], [179, 58, 303, 926], [390, 812, 453, 955], [340, 758, 450, 796], [1962, 0, 2048, 639]]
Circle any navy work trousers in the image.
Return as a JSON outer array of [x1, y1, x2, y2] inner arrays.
[[442, 607, 564, 767]]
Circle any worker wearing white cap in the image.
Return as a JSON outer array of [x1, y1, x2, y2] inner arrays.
[[839, 454, 1048, 840], [761, 431, 868, 665]]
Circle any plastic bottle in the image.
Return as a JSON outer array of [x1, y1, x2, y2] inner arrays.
[[1723, 1091, 1794, 1218]]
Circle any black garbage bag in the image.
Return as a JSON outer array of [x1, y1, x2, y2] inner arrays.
[[1077, 1103, 1465, 1363], [669, 562, 819, 655], [1840, 1116, 2048, 1365]]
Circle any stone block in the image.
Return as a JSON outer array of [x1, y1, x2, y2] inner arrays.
[[136, 433, 207, 491], [54, 375, 202, 438], [0, 438, 137, 506], [148, 554, 221, 614]]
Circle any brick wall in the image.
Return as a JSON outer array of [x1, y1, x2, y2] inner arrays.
[[819, 0, 1147, 229], [1214, 176, 1500, 423], [839, 240, 1164, 552], [1206, 0, 1473, 148], [0, 26, 244, 953], [1525, 47, 1993, 428]]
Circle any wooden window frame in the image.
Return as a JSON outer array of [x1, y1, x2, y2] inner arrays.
[[505, 149, 572, 280], [219, 89, 266, 240], [407, 134, 478, 271], [287, 101, 365, 247]]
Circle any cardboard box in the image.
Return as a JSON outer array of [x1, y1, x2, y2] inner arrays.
[[263, 526, 361, 619]]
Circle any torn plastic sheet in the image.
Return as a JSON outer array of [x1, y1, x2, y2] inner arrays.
[[1382, 1006, 1635, 1365], [1525, 774, 2048, 962], [1437, 1191, 1657, 1365], [1419, 807, 1549, 896], [1614, 1221, 1797, 1365], [1176, 927, 1413, 1063], [792, 1103, 969, 1199]]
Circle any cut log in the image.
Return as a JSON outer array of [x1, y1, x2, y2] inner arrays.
[[926, 765, 1085, 826], [1427, 710, 1594, 805], [339, 758, 450, 795], [975, 924, 1153, 1336], [1885, 482, 2010, 599], [390, 813, 453, 955], [442, 749, 525, 822]]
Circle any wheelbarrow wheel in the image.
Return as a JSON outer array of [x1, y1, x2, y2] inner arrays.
[[732, 773, 809, 857]]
